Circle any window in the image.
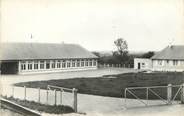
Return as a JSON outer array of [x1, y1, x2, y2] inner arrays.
[[72, 60, 76, 67], [93, 60, 97, 66], [166, 60, 169, 64], [57, 61, 61, 68], [21, 61, 26, 70], [28, 61, 33, 70], [173, 60, 178, 66], [181, 61, 184, 65], [62, 60, 66, 68], [67, 61, 71, 68], [51, 61, 55, 68], [89, 59, 93, 66], [158, 60, 163, 66], [34, 61, 39, 69], [154, 60, 157, 65], [40, 61, 45, 69], [85, 60, 89, 66], [81, 60, 84, 67], [77, 60, 80, 67], [142, 63, 145, 68], [46, 61, 50, 69]]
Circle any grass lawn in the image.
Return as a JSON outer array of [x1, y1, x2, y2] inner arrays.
[[14, 72, 184, 99], [3, 96, 74, 114]]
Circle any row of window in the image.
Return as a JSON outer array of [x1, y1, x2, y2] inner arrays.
[[20, 59, 97, 71], [155, 60, 184, 66]]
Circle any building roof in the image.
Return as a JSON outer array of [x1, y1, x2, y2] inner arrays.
[[151, 45, 184, 60], [0, 43, 98, 61]]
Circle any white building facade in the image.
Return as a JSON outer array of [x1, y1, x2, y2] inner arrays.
[[152, 59, 184, 72], [134, 58, 152, 70], [18, 59, 97, 74]]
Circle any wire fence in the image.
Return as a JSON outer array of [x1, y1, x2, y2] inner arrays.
[[11, 85, 78, 112], [98, 63, 133, 68]]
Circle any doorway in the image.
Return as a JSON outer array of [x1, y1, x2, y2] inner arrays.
[[138, 63, 141, 69]]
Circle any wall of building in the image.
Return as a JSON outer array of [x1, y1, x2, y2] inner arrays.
[[152, 59, 184, 72], [18, 59, 98, 74], [134, 58, 152, 70]]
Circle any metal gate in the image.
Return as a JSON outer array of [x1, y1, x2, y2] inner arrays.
[[124, 84, 184, 108]]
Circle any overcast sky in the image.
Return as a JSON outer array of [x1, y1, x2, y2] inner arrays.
[[1, 0, 184, 51]]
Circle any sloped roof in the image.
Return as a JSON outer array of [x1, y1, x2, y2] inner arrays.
[[151, 45, 184, 60], [0, 43, 98, 60]]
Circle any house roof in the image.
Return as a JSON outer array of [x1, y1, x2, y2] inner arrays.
[[151, 45, 184, 60], [0, 43, 98, 61]]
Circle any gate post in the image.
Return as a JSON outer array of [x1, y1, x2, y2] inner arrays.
[[181, 83, 184, 104], [73, 88, 78, 112], [167, 84, 172, 104], [54, 89, 57, 106], [24, 86, 26, 101], [46, 89, 49, 104], [12, 86, 14, 98], [38, 88, 40, 103]]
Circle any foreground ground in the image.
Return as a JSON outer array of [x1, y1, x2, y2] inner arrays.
[[1, 68, 184, 116]]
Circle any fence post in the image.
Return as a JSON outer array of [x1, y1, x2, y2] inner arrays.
[[60, 89, 63, 105], [181, 83, 184, 104], [124, 88, 127, 107], [54, 89, 57, 106], [46, 89, 49, 104], [73, 88, 78, 112], [167, 84, 172, 104], [38, 88, 40, 103], [146, 88, 149, 105], [24, 86, 26, 101], [12, 86, 14, 98]]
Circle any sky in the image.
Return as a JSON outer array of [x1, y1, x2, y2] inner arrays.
[[1, 0, 184, 52]]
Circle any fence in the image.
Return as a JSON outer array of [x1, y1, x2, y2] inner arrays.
[[124, 83, 184, 108], [11, 85, 78, 112], [98, 63, 133, 68]]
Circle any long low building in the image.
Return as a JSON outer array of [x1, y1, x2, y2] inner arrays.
[[0, 43, 98, 74], [134, 45, 184, 72]]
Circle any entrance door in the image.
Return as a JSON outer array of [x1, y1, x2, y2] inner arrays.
[[138, 63, 141, 69]]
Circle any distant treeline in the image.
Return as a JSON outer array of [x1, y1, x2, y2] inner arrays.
[[92, 51, 155, 68]]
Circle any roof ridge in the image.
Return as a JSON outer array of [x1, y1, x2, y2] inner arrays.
[[151, 45, 184, 60]]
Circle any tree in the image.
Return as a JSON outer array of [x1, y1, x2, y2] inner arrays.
[[113, 38, 129, 64], [114, 38, 128, 56], [141, 51, 155, 58], [92, 51, 100, 57]]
